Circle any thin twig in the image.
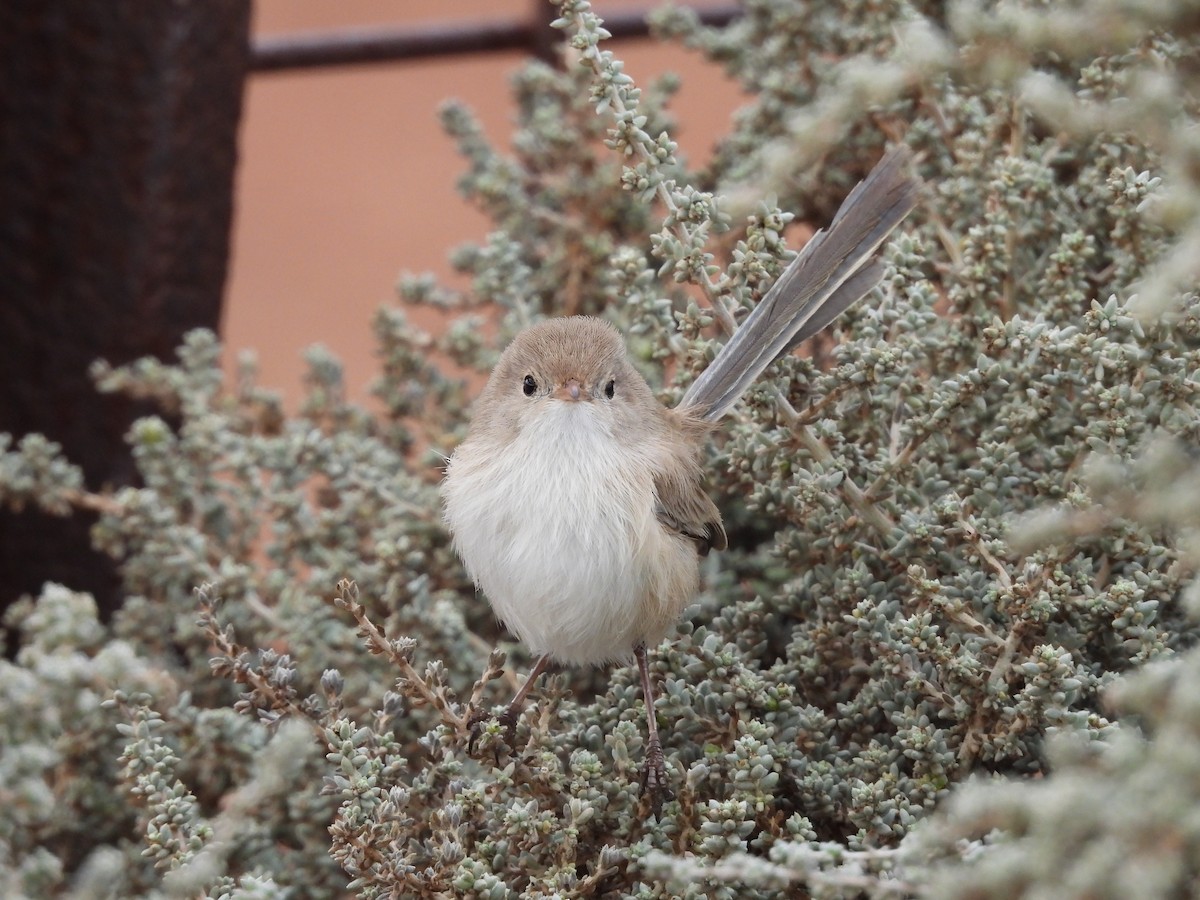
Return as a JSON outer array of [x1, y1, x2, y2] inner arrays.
[[334, 579, 466, 733], [770, 385, 896, 535]]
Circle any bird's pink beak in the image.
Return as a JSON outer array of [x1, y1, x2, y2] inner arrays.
[[552, 378, 588, 401]]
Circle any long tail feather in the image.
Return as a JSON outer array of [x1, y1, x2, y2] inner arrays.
[[679, 145, 920, 422]]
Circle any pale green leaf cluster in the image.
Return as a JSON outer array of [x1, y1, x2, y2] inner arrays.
[[2, 0, 1200, 897]]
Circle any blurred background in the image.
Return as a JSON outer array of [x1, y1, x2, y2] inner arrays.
[[0, 0, 743, 620], [233, 0, 745, 403]]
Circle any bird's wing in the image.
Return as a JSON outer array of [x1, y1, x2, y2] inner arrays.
[[654, 464, 727, 556]]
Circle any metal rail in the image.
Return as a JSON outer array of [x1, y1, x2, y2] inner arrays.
[[250, 5, 740, 72]]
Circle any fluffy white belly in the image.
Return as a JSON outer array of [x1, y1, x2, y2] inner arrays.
[[444, 404, 690, 665]]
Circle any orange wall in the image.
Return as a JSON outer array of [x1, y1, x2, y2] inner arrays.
[[225, 1, 744, 404]]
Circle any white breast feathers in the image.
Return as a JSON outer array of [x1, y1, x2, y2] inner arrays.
[[443, 401, 696, 666]]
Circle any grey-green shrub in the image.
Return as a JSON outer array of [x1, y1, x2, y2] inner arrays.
[[1, 0, 1199, 896]]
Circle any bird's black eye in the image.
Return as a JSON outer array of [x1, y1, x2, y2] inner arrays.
[[522, 374, 537, 397], [603, 379, 616, 399]]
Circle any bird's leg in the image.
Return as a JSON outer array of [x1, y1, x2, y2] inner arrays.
[[468, 653, 553, 755], [635, 643, 672, 811], [497, 653, 553, 741]]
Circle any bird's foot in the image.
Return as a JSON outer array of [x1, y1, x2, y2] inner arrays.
[[639, 738, 674, 815], [466, 705, 521, 763]]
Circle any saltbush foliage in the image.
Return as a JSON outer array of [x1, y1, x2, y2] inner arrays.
[[3, 0, 1200, 896]]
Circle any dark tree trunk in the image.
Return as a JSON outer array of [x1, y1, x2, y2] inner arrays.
[[0, 1, 251, 630]]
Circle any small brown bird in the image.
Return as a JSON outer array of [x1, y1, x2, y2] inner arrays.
[[443, 146, 919, 799]]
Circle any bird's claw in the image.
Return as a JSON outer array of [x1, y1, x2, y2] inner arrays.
[[639, 740, 674, 815], [466, 706, 521, 763]]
